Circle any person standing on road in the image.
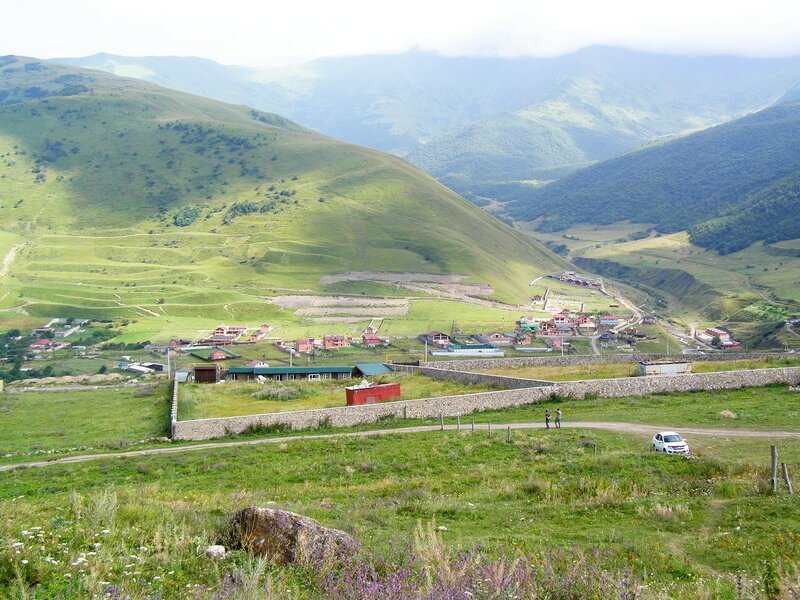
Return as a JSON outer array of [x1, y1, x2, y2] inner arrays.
[[555, 408, 562, 429], [545, 410, 551, 429]]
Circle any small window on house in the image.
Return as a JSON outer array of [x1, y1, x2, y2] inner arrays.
[[308, 374, 320, 381]]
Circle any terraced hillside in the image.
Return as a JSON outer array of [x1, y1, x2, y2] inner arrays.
[[0, 56, 568, 341]]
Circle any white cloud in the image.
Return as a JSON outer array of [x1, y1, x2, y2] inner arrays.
[[2, 0, 800, 65]]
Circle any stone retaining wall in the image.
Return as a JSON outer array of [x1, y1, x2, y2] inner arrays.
[[171, 366, 800, 441], [172, 386, 555, 441], [556, 366, 800, 399], [424, 352, 791, 372]]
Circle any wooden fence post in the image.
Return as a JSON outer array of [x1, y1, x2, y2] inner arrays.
[[507, 426, 512, 443], [771, 445, 779, 493], [782, 463, 794, 495], [456, 415, 461, 432], [488, 422, 492, 437], [471, 420, 475, 433], [440, 414, 444, 431]]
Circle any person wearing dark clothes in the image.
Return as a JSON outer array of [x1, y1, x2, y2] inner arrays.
[[555, 408, 562, 428], [545, 410, 551, 429]]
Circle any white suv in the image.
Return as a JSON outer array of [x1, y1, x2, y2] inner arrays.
[[652, 431, 690, 455]]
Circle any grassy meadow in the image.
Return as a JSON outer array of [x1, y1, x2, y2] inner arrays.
[[469, 384, 800, 432], [2, 424, 800, 597], [177, 372, 501, 420], [0, 384, 170, 459]]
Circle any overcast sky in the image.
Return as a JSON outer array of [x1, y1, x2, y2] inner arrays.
[[4, 0, 800, 66]]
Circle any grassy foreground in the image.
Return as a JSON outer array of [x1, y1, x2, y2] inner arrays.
[[1, 427, 799, 598], [1, 383, 798, 466]]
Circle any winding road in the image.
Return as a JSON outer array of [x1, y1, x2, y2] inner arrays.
[[2, 421, 797, 473]]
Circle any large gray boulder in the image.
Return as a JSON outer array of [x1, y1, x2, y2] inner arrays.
[[229, 507, 357, 566]]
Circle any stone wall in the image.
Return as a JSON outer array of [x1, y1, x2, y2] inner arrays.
[[556, 366, 800, 399], [172, 385, 555, 441], [424, 352, 792, 372], [171, 366, 800, 441]]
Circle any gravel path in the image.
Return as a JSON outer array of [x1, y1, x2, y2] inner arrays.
[[1, 421, 797, 473]]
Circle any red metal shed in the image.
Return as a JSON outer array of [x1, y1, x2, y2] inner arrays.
[[346, 382, 401, 406]]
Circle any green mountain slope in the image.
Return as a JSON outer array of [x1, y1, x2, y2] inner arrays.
[[0, 56, 567, 338], [506, 100, 800, 253], [58, 48, 800, 198]]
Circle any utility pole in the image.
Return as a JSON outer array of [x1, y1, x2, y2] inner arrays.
[[166, 348, 171, 378], [424, 339, 428, 362]]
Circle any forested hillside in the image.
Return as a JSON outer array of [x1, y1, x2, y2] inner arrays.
[[506, 100, 800, 253]]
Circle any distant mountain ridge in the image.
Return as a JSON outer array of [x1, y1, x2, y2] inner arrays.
[[505, 99, 800, 254], [56, 48, 800, 197]]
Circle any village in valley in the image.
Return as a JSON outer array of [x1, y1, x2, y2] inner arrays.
[[1, 270, 746, 391]]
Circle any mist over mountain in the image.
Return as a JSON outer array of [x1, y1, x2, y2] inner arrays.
[[58, 47, 800, 198]]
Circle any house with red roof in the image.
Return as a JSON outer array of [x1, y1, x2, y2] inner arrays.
[[362, 333, 387, 348], [29, 339, 56, 353], [294, 338, 316, 354], [323, 335, 349, 350]]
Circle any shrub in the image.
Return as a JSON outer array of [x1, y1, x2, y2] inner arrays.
[[239, 422, 292, 436], [251, 384, 300, 401], [172, 205, 200, 227]]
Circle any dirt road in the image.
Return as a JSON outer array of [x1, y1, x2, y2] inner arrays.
[[2, 421, 796, 473]]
